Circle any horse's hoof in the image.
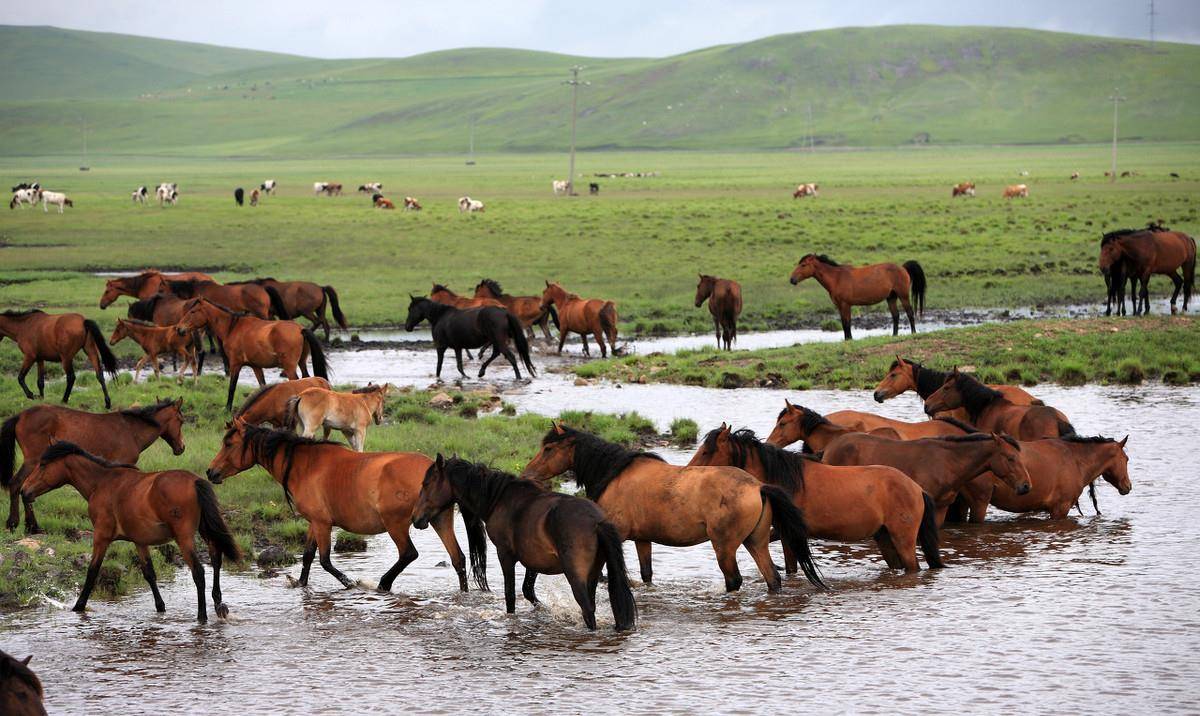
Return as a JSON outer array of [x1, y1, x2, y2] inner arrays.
[[215, 603, 230, 619]]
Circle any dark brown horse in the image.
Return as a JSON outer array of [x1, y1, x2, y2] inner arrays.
[[0, 651, 45, 716], [474, 279, 558, 340], [178, 299, 327, 411], [767, 400, 964, 450], [521, 424, 825, 592], [695, 275, 742, 350], [166, 278, 290, 320], [233, 278, 348, 339], [539, 282, 619, 357], [872, 357, 1048, 424], [0, 309, 117, 408], [126, 292, 191, 325], [1099, 226, 1195, 314], [235, 377, 332, 427], [404, 298, 535, 380], [690, 426, 943, 573], [1100, 231, 1139, 316], [789, 254, 926, 340], [207, 420, 468, 592], [99, 270, 215, 308], [413, 455, 637, 631], [22, 441, 240, 621], [924, 369, 1075, 440], [986, 435, 1131, 520], [2, 398, 186, 533]]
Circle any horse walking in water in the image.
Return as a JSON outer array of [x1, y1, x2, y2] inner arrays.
[[0, 310, 118, 408], [768, 400, 964, 450], [22, 441, 239, 621], [520, 424, 826, 592], [1099, 226, 1195, 314], [231, 279, 348, 340], [872, 357, 1045, 421], [413, 455, 638, 631], [474, 279, 558, 341], [924, 369, 1075, 440], [539, 281, 619, 357], [0, 650, 45, 716], [165, 278, 290, 320], [207, 421, 469, 593], [285, 383, 390, 451], [109, 318, 201, 383], [99, 270, 215, 309], [234, 377, 332, 427], [2, 399, 186, 533], [403, 297, 535, 380], [986, 435, 1131, 520], [695, 275, 742, 350], [789, 254, 926, 340]]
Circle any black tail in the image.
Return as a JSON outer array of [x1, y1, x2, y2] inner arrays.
[[321, 286, 348, 329], [0, 415, 18, 488], [507, 313, 536, 377], [547, 305, 560, 330], [903, 260, 926, 316], [195, 479, 242, 563], [761, 485, 826, 589], [264, 285, 290, 320], [83, 320, 118, 376], [302, 329, 328, 379], [596, 521, 638, 631], [918, 492, 944, 569], [282, 396, 301, 432], [461, 508, 490, 591]]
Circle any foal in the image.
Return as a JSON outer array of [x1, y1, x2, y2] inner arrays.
[[109, 318, 201, 383], [285, 383, 391, 451], [235, 377, 332, 427]]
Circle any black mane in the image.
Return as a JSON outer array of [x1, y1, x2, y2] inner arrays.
[[235, 382, 277, 418], [1060, 434, 1117, 444], [1, 309, 44, 318], [543, 426, 663, 500], [801, 253, 840, 266], [478, 278, 506, 297], [430, 283, 452, 294], [1101, 228, 1145, 245], [706, 428, 811, 493], [120, 398, 177, 426], [779, 404, 830, 436], [947, 372, 1004, 423], [351, 384, 384, 394], [39, 441, 136, 469], [927, 432, 1021, 449], [240, 425, 338, 508], [933, 415, 979, 433], [127, 293, 166, 321], [892, 358, 949, 398]]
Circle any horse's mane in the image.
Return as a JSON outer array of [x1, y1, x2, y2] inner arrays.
[[120, 398, 177, 426], [1101, 228, 1145, 244], [127, 293, 165, 321], [241, 425, 338, 508], [478, 278, 506, 297], [542, 426, 663, 500], [430, 283, 454, 294], [801, 253, 840, 267], [0, 652, 43, 699], [351, 384, 384, 394], [946, 372, 1003, 422], [892, 358, 949, 398], [226, 278, 267, 286], [0, 309, 44, 318], [1059, 434, 1117, 444], [779, 404, 829, 436], [933, 415, 979, 433], [119, 317, 159, 328], [166, 279, 200, 297], [927, 432, 1021, 449], [235, 383, 280, 417], [39, 441, 136, 469], [1146, 221, 1170, 232], [706, 428, 812, 493]]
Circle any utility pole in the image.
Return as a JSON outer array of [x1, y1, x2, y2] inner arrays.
[[466, 115, 476, 165], [1148, 0, 1158, 48], [807, 102, 814, 152], [563, 66, 589, 195], [1109, 89, 1125, 183]]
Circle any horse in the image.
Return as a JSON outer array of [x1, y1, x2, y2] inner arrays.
[[207, 420, 468, 593], [313, 182, 329, 195], [1099, 226, 1195, 314], [39, 191, 73, 213], [250, 188, 260, 206], [1003, 184, 1029, 198], [324, 183, 343, 196], [235, 377, 332, 427], [284, 383, 390, 451], [177, 299, 327, 411], [539, 281, 618, 357], [164, 278, 289, 320], [1070, 171, 1080, 180], [473, 279, 558, 341], [589, 182, 600, 195], [552, 180, 569, 195], [403, 196, 421, 211], [413, 455, 637, 631], [923, 369, 1075, 440], [100, 270, 216, 308], [131, 185, 148, 204], [404, 298, 534, 380], [1100, 230, 1139, 316], [231, 278, 347, 340], [872, 357, 1046, 421], [430, 283, 504, 310], [789, 254, 926, 340], [10, 188, 39, 209], [375, 197, 395, 210], [951, 181, 976, 197], [987, 435, 1131, 520], [22, 441, 239, 621], [792, 183, 819, 198], [767, 400, 965, 450], [0, 310, 117, 408], [520, 424, 826, 592], [689, 426, 943, 573], [0, 651, 45, 716], [458, 196, 484, 212], [695, 275, 742, 350], [359, 182, 383, 194], [2, 398, 186, 533], [156, 184, 178, 206], [109, 318, 201, 383], [821, 432, 1032, 525], [234, 187, 244, 206], [261, 179, 276, 195]]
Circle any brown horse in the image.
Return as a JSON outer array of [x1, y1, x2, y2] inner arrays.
[[284, 383, 390, 451], [924, 369, 1075, 440], [109, 318, 201, 383], [22, 441, 240, 621], [695, 275, 742, 350], [1099, 227, 1195, 314], [767, 400, 965, 450], [539, 282, 619, 357], [207, 420, 468, 592], [0, 309, 118, 408], [99, 270, 215, 308], [873, 356, 1042, 409], [126, 292, 191, 325], [520, 424, 825, 592], [234, 377, 332, 426], [821, 432, 1032, 525], [430, 283, 504, 310], [789, 254, 926, 340], [690, 426, 943, 573], [2, 399, 187, 533], [985, 435, 1131, 520], [233, 279, 348, 339], [177, 299, 328, 411], [474, 279, 558, 340], [412, 455, 638, 631], [165, 278, 290, 320], [0, 651, 45, 716]]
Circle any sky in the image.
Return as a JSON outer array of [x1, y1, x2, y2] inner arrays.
[[2, 0, 1197, 58]]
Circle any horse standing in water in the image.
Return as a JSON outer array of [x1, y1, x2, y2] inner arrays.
[[474, 279, 558, 341], [2, 398, 187, 533], [986, 435, 1131, 520], [539, 281, 619, 357], [233, 279, 348, 340], [695, 275, 742, 350], [872, 357, 1046, 422], [924, 369, 1075, 440], [413, 455, 637, 631], [22, 441, 240, 622], [520, 424, 826, 592], [234, 377, 332, 427], [207, 421, 468, 593], [403, 297, 535, 380], [768, 400, 964, 450], [0, 310, 118, 408], [1099, 226, 1195, 314], [789, 254, 926, 340]]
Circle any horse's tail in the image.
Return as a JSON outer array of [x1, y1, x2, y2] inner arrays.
[[507, 313, 537, 377], [83, 320, 118, 377], [918, 492, 945, 569], [596, 520, 638, 631], [321, 285, 348, 329], [546, 305, 559, 330], [461, 507, 490, 591], [264, 285, 290, 320], [760, 485, 826, 590], [191, 331, 205, 376], [903, 260, 926, 316], [1, 415, 19, 488], [282, 396, 301, 432], [599, 301, 618, 348], [302, 329, 329, 379], [195, 479, 242, 563]]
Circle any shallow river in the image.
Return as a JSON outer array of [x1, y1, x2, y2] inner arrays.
[[4, 328, 1199, 714]]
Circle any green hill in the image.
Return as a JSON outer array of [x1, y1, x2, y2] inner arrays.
[[0, 24, 1196, 155]]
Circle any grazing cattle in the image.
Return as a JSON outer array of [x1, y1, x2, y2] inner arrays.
[[589, 182, 600, 195], [358, 182, 383, 194], [403, 196, 422, 211], [1003, 184, 1029, 199], [9, 188, 39, 209], [375, 197, 395, 210], [1070, 171, 1080, 180], [792, 183, 819, 198], [132, 186, 149, 204], [156, 184, 178, 206], [313, 182, 328, 195], [234, 187, 244, 206], [323, 183, 343, 196], [10, 182, 38, 193], [1170, 172, 1181, 179], [458, 196, 484, 213], [1018, 170, 1030, 177], [40, 191, 73, 213], [552, 180, 569, 195], [260, 179, 276, 195], [250, 188, 260, 206], [951, 181, 976, 197]]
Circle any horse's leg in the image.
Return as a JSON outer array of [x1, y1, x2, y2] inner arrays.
[[713, 314, 722, 349], [454, 348, 467, 378], [887, 295, 900, 336], [635, 540, 653, 584], [743, 535, 782, 593], [496, 343, 522, 380], [593, 325, 607, 358], [498, 549, 518, 613], [430, 508, 468, 592], [522, 570, 540, 605], [61, 359, 77, 405], [315, 522, 356, 588], [1140, 275, 1151, 315], [566, 567, 597, 631], [73, 536, 113, 612], [17, 355, 36, 399], [713, 540, 743, 592], [556, 328, 568, 354], [782, 542, 798, 575], [252, 366, 267, 386], [5, 472, 21, 531], [84, 344, 112, 409], [21, 482, 42, 535], [873, 529, 903, 569], [377, 524, 418, 592], [135, 544, 167, 612], [1168, 271, 1183, 315], [435, 346, 445, 379], [837, 303, 853, 341], [35, 360, 45, 398], [580, 332, 591, 356], [478, 344, 501, 378], [178, 534, 208, 622], [899, 294, 916, 334], [133, 356, 147, 382], [225, 363, 243, 412], [886, 521, 920, 573], [298, 529, 318, 587]]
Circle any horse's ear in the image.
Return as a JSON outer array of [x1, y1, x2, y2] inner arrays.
[[895, 354, 904, 364], [545, 280, 551, 287], [434, 453, 445, 469], [784, 398, 792, 408], [1119, 435, 1129, 447], [174, 397, 184, 408], [553, 421, 565, 435], [47, 435, 60, 445], [21, 655, 31, 665], [719, 421, 727, 431]]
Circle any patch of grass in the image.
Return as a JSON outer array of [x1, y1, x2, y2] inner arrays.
[[669, 418, 700, 448], [1115, 358, 1146, 385]]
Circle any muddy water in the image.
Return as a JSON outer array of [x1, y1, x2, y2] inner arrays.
[[7, 338, 1200, 712]]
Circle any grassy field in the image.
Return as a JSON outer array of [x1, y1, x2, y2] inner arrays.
[[2, 145, 1197, 340]]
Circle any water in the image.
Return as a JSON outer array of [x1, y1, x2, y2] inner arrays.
[[7, 346, 1199, 712]]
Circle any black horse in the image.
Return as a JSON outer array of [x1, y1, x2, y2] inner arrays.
[[412, 455, 637, 631], [403, 297, 535, 380], [1101, 229, 1139, 316]]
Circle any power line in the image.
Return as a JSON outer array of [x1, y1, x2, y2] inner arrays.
[[563, 66, 589, 196], [1109, 88, 1125, 183]]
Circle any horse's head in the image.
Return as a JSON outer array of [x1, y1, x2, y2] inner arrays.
[[766, 399, 813, 447], [986, 434, 1031, 495], [520, 421, 575, 485], [1101, 436, 1132, 495], [0, 651, 44, 716], [790, 255, 820, 285], [412, 454, 454, 529], [368, 383, 391, 425], [99, 279, 125, 308], [695, 275, 716, 307], [540, 281, 563, 310], [177, 298, 210, 332], [923, 369, 965, 416], [20, 439, 76, 501], [206, 419, 254, 484], [1098, 239, 1124, 273], [108, 319, 130, 345], [873, 355, 918, 403], [403, 296, 428, 331], [687, 422, 733, 467], [155, 398, 187, 456]]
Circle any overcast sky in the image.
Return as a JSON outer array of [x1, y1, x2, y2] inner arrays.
[[3, 0, 1197, 58]]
